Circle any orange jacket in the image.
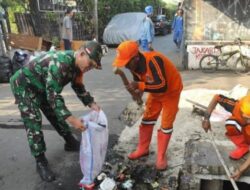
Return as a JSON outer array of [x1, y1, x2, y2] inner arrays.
[[217, 95, 247, 127], [133, 51, 183, 96]]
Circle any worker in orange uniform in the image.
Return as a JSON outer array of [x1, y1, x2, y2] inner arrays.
[[202, 94, 250, 161], [113, 40, 183, 170]]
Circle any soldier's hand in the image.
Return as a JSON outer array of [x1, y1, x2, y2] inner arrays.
[[73, 118, 86, 131], [66, 116, 86, 132], [202, 119, 211, 133], [90, 102, 100, 112]]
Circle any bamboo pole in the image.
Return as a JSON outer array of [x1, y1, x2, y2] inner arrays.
[[94, 0, 98, 41], [208, 131, 239, 190]]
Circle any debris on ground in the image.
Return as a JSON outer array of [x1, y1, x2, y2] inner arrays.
[[79, 148, 171, 190], [119, 102, 144, 127]]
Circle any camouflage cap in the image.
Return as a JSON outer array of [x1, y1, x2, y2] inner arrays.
[[83, 41, 103, 70]]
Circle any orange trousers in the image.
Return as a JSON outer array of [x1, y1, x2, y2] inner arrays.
[[225, 119, 250, 144], [141, 92, 181, 134]]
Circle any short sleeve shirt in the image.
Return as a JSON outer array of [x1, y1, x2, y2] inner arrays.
[[62, 15, 73, 41]]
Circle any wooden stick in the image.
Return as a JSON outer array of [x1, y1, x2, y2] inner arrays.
[[113, 67, 143, 105], [208, 131, 239, 190], [186, 98, 239, 189]]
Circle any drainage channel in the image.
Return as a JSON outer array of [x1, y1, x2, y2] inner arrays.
[[178, 139, 250, 190], [200, 179, 250, 190]]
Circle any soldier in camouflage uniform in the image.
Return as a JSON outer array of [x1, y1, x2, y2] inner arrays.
[[10, 41, 103, 182]]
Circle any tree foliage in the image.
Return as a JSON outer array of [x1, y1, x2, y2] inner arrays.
[[3, 0, 176, 40], [0, 0, 29, 33], [0, 0, 28, 9]]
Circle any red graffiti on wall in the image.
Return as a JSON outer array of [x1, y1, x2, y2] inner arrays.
[[190, 46, 219, 60]]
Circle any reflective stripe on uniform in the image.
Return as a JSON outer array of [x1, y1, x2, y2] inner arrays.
[[141, 120, 157, 125], [225, 119, 242, 132], [160, 128, 173, 134]]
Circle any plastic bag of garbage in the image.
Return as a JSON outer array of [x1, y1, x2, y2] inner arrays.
[[79, 109, 109, 187]]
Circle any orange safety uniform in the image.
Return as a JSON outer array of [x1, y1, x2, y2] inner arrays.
[[132, 51, 183, 133], [216, 94, 250, 144], [113, 40, 183, 169]]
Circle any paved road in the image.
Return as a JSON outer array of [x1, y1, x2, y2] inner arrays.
[[1, 33, 250, 190]]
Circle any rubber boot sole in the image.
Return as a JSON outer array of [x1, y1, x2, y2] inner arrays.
[[128, 152, 149, 160], [229, 149, 249, 160], [156, 162, 168, 171]]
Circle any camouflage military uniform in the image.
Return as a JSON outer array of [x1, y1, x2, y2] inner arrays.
[[10, 51, 94, 157]]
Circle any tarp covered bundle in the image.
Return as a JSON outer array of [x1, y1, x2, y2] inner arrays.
[[103, 12, 146, 45]]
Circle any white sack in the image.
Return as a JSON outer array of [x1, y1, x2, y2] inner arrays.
[[79, 110, 108, 185]]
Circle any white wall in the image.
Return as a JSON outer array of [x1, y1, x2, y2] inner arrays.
[[187, 44, 250, 69], [187, 45, 217, 69]]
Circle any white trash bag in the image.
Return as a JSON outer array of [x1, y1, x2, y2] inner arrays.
[[79, 110, 109, 186]]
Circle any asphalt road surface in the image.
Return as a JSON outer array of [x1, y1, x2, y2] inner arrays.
[[1, 33, 250, 190]]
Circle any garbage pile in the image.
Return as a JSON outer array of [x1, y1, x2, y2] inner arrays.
[[83, 150, 170, 190], [98, 162, 160, 190]]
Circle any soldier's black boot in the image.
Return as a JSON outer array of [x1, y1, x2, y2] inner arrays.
[[35, 153, 56, 182], [63, 133, 80, 152]]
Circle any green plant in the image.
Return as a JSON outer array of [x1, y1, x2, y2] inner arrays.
[[45, 11, 57, 22], [0, 0, 28, 33], [52, 36, 60, 47], [74, 12, 85, 21]]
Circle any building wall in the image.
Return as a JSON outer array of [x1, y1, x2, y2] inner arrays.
[[183, 0, 250, 69], [184, 0, 250, 41]]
